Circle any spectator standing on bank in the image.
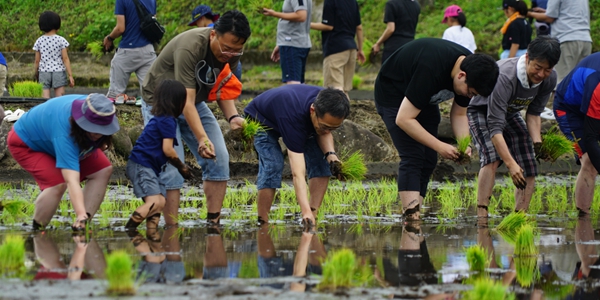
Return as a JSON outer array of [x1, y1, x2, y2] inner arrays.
[[141, 10, 250, 226], [311, 0, 365, 93], [33, 11, 74, 99], [531, 0, 550, 36], [0, 52, 7, 95], [528, 0, 592, 83], [103, 0, 158, 104], [372, 0, 420, 63], [262, 0, 312, 84], [441, 5, 477, 53], [500, 0, 532, 59]]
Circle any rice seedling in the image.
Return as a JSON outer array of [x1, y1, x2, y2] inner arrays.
[[10, 81, 43, 98], [465, 244, 489, 274], [0, 200, 30, 224], [362, 39, 374, 66], [105, 250, 136, 296], [514, 224, 538, 257], [537, 128, 574, 162], [0, 235, 25, 277], [317, 248, 373, 291], [352, 74, 363, 90], [339, 151, 368, 181], [514, 256, 539, 287], [455, 135, 472, 164], [238, 257, 259, 278], [462, 278, 515, 300], [496, 211, 529, 232]]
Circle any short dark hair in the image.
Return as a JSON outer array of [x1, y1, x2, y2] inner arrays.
[[456, 12, 467, 27], [69, 117, 113, 151], [151, 79, 187, 117], [313, 88, 350, 119], [527, 36, 561, 68], [461, 54, 499, 97], [39, 11, 61, 32], [214, 10, 251, 43]]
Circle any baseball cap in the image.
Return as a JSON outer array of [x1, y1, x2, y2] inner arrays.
[[503, 0, 519, 9], [442, 5, 462, 23], [71, 93, 120, 135], [188, 5, 220, 26]]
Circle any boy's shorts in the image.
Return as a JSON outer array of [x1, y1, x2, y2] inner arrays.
[[126, 160, 166, 198], [279, 46, 310, 83], [39, 71, 67, 89]]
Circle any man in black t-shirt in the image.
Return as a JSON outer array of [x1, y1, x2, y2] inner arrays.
[[311, 0, 365, 93], [372, 0, 421, 63], [374, 38, 499, 221]]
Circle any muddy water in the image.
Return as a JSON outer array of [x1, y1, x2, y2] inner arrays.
[[0, 181, 598, 299]]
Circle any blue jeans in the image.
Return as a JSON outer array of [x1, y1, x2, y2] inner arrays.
[[279, 46, 310, 83], [500, 49, 527, 60], [141, 100, 229, 189], [254, 130, 331, 190]]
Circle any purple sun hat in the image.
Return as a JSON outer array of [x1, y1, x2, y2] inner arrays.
[[71, 93, 120, 135]]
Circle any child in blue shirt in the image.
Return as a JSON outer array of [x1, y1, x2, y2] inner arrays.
[[125, 80, 192, 229]]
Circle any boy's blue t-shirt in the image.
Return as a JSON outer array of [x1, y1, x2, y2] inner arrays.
[[244, 85, 321, 153], [129, 115, 178, 175], [115, 0, 155, 48], [13, 94, 96, 172], [0, 52, 6, 66]]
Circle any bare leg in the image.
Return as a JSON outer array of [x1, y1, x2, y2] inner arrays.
[[163, 189, 180, 226], [400, 191, 421, 220], [54, 86, 65, 97], [257, 188, 276, 224], [33, 183, 67, 225], [84, 239, 107, 279], [514, 176, 535, 212], [308, 177, 329, 218], [42, 89, 51, 99], [575, 154, 598, 213], [257, 224, 275, 259], [34, 232, 65, 269], [204, 180, 227, 223], [477, 162, 499, 217], [82, 166, 112, 218]]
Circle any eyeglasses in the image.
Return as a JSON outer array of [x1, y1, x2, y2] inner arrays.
[[317, 118, 341, 132], [215, 37, 244, 57]]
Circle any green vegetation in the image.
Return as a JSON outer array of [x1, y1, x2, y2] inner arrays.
[[514, 256, 539, 287], [514, 224, 538, 257], [352, 74, 363, 90], [496, 211, 530, 245], [317, 248, 373, 291], [241, 117, 265, 147], [340, 151, 368, 181], [0, 235, 25, 277], [456, 135, 472, 163], [462, 278, 515, 300], [466, 244, 488, 274], [105, 250, 136, 296], [538, 129, 574, 162], [9, 81, 43, 98]]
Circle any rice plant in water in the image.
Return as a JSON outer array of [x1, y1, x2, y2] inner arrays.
[[514, 256, 539, 287], [10, 81, 43, 98], [496, 211, 529, 245], [537, 129, 574, 162], [466, 244, 489, 274], [340, 151, 367, 181], [514, 224, 538, 257], [0, 235, 25, 277], [455, 135, 472, 164], [317, 248, 373, 291], [462, 278, 515, 300], [105, 250, 136, 296], [0, 200, 31, 224]]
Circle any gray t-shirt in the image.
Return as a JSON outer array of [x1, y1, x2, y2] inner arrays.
[[276, 0, 312, 48], [469, 57, 557, 137], [545, 0, 591, 43]]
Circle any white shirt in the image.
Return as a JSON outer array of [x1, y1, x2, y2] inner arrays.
[[442, 25, 477, 53]]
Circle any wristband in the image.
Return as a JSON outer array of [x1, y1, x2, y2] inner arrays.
[[106, 35, 114, 42], [324, 151, 337, 159], [228, 114, 241, 123]]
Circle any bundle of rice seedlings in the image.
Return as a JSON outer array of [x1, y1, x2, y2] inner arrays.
[[0, 235, 25, 276], [352, 74, 363, 89], [496, 212, 529, 245], [340, 151, 368, 181], [317, 248, 373, 291], [0, 200, 30, 224], [455, 136, 472, 164], [248, 0, 274, 14], [466, 244, 489, 273], [537, 129, 574, 162], [105, 251, 136, 296], [462, 278, 515, 300], [10, 81, 43, 98], [242, 118, 264, 141], [515, 256, 539, 287], [362, 39, 374, 66], [514, 224, 538, 257]]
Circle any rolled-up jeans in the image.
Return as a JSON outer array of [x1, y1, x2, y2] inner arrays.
[[141, 100, 229, 189]]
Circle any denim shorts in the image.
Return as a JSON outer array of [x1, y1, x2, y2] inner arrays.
[[141, 100, 229, 189], [126, 160, 166, 198], [39, 71, 67, 89], [254, 130, 331, 190], [279, 46, 310, 83]]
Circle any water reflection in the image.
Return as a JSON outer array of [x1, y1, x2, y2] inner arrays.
[[571, 217, 600, 299], [130, 226, 184, 283]]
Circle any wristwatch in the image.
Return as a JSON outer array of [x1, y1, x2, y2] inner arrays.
[[106, 35, 115, 42]]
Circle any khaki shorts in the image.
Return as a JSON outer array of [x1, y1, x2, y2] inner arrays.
[[555, 41, 592, 84], [0, 64, 6, 94], [323, 49, 357, 92]]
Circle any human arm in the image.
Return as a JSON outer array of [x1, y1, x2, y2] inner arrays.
[[450, 101, 472, 157], [287, 150, 315, 225], [217, 98, 244, 130], [396, 97, 459, 160], [34, 51, 40, 81], [104, 15, 126, 51], [508, 43, 520, 58], [67, 235, 88, 280], [527, 11, 555, 23], [373, 22, 395, 55], [262, 8, 307, 22], [356, 24, 365, 64], [61, 48, 74, 87], [183, 88, 215, 158], [310, 22, 333, 31], [526, 114, 542, 144], [61, 169, 89, 224], [490, 133, 527, 189], [163, 138, 192, 179], [271, 45, 280, 62], [316, 131, 342, 178]]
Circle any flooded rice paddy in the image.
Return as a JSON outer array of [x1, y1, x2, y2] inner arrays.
[[0, 176, 599, 299]]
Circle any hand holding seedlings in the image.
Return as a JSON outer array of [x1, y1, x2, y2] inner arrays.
[[533, 142, 550, 161], [198, 138, 216, 159], [229, 115, 244, 130], [168, 156, 194, 179], [507, 162, 527, 190], [329, 160, 343, 180], [437, 142, 460, 160]]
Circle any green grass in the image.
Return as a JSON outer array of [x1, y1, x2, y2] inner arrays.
[[514, 224, 538, 257], [340, 151, 368, 181], [0, 235, 25, 276], [86, 41, 104, 60], [538, 129, 574, 162], [105, 250, 136, 296], [317, 248, 373, 291], [462, 278, 515, 300], [9, 81, 43, 98], [466, 244, 488, 274]]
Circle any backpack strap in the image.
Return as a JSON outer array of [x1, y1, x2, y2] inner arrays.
[[132, 0, 150, 20]]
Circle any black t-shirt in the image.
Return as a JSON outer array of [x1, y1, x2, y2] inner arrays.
[[383, 0, 420, 54], [374, 38, 472, 109], [321, 0, 361, 57], [501, 18, 532, 50]]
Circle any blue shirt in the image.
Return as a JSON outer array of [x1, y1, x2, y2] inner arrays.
[[115, 0, 156, 48], [0, 52, 6, 67], [555, 52, 600, 117], [129, 115, 178, 175], [13, 95, 96, 172], [244, 85, 321, 153]]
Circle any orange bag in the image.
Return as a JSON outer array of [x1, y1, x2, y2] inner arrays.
[[208, 63, 242, 101]]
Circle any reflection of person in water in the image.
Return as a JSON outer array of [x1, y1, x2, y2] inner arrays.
[[33, 232, 106, 280], [129, 227, 185, 284], [398, 224, 438, 286], [569, 217, 600, 299]]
